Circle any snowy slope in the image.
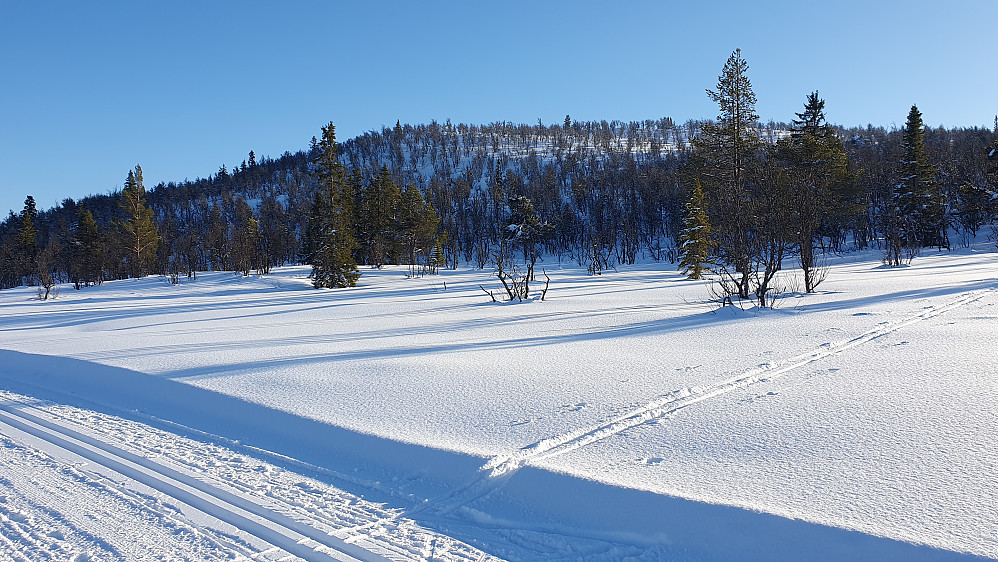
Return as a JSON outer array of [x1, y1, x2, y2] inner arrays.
[[0, 246, 996, 560]]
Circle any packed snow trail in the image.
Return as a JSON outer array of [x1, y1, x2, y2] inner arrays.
[[424, 288, 992, 516], [0, 396, 389, 562]]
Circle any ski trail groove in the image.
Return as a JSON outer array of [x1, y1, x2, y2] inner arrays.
[[0, 399, 390, 562], [481, 288, 990, 478], [411, 290, 991, 519]]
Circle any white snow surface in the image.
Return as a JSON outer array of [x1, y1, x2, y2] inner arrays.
[[1, 245, 996, 560]]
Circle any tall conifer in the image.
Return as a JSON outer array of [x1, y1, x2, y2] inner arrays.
[[691, 49, 761, 298], [118, 165, 159, 277], [897, 105, 945, 249], [309, 123, 359, 288]]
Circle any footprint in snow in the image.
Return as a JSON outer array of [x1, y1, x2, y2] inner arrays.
[[637, 457, 665, 466]]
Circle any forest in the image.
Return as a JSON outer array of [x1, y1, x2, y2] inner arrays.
[[2, 50, 997, 303]]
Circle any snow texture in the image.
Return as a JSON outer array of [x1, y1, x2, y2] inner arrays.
[[1, 244, 996, 560]]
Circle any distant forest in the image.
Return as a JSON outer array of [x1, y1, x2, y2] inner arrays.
[[3, 51, 997, 302]]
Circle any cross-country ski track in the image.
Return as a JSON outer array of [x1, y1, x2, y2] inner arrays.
[[0, 397, 395, 562]]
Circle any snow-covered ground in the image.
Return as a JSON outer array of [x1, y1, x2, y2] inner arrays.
[[0, 245, 996, 560]]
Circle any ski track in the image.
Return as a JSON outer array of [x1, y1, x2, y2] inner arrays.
[[420, 288, 991, 516], [0, 398, 396, 562]]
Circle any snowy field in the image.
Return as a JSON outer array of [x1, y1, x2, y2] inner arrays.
[[0, 245, 996, 561]]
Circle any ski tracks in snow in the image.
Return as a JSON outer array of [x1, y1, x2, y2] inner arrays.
[[428, 288, 992, 516], [0, 395, 499, 561]]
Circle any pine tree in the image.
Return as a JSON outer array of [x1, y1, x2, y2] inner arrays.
[[309, 123, 359, 288], [691, 48, 761, 298], [792, 92, 828, 138], [677, 180, 715, 280], [118, 165, 159, 277]]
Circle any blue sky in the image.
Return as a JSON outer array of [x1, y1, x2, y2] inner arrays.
[[2, 1, 996, 216]]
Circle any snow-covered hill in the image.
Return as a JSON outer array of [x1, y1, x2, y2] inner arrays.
[[0, 245, 996, 560]]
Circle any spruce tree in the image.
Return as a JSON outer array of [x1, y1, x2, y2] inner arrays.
[[895, 105, 945, 251], [17, 196, 39, 282], [309, 123, 359, 288], [71, 207, 102, 288], [399, 184, 441, 275], [677, 180, 714, 280], [358, 166, 402, 267], [776, 92, 857, 291], [118, 165, 159, 277]]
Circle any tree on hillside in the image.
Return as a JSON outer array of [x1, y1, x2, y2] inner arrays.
[[506, 195, 553, 281], [398, 183, 441, 276], [258, 194, 292, 271], [308, 123, 359, 288], [118, 165, 159, 277], [677, 179, 714, 280], [357, 166, 402, 267], [231, 196, 263, 275], [69, 207, 103, 288], [691, 48, 762, 300]]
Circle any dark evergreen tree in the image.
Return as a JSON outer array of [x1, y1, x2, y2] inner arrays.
[[17, 196, 40, 284], [231, 197, 263, 275], [895, 105, 945, 252], [691, 48, 761, 299], [677, 179, 714, 280], [398, 183, 441, 276], [309, 123, 359, 288], [118, 165, 159, 277], [775, 92, 858, 291], [358, 166, 402, 267], [258, 195, 292, 271], [69, 207, 102, 288]]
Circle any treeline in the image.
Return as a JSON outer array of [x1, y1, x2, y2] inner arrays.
[[678, 50, 997, 306], [2, 57, 997, 295]]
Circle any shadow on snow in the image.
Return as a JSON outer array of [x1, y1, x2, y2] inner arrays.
[[0, 350, 985, 561]]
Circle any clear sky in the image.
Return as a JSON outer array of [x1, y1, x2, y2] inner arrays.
[[2, 0, 996, 217]]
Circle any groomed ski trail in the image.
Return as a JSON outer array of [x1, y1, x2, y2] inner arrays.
[[421, 288, 992, 516], [0, 397, 391, 562]]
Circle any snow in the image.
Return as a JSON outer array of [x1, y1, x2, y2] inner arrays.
[[1, 244, 996, 560]]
